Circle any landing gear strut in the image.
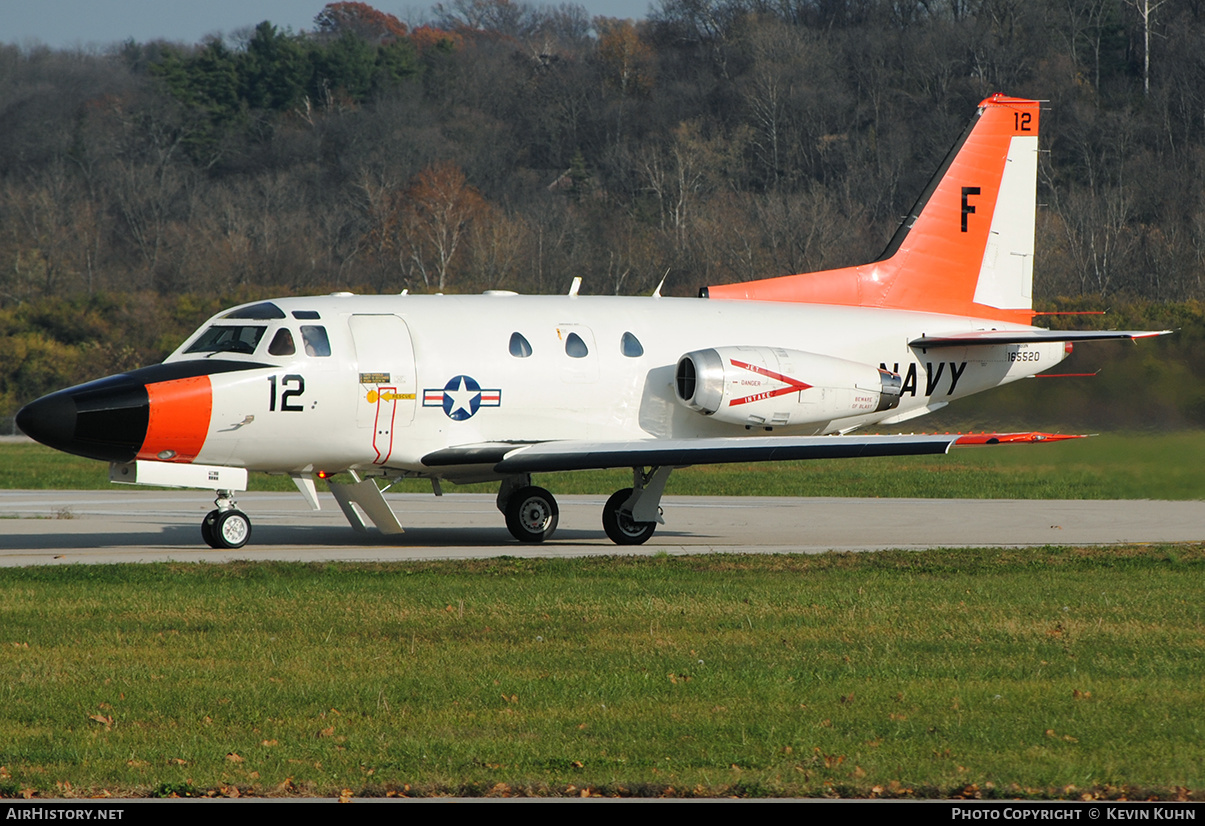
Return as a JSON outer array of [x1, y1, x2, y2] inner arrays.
[[602, 488, 657, 545], [496, 467, 672, 545], [201, 490, 251, 549], [601, 466, 672, 546]]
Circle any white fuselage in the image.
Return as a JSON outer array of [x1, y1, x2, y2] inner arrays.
[[167, 293, 1066, 479]]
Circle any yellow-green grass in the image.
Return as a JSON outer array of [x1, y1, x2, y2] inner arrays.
[[1, 548, 1202, 799], [3, 432, 1203, 500]]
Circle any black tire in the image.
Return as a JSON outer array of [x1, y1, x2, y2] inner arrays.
[[602, 488, 657, 545], [212, 509, 251, 549], [201, 509, 220, 548], [504, 486, 558, 543]]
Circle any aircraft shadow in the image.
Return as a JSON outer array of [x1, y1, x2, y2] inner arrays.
[[0, 524, 693, 552]]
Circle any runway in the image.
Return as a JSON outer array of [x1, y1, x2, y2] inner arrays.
[[1, 489, 1201, 566]]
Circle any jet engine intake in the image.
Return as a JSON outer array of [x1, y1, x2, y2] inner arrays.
[[674, 346, 902, 427]]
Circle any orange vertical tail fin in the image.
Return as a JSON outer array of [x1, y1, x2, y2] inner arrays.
[[703, 94, 1041, 324]]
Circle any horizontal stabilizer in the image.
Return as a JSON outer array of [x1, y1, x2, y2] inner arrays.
[[910, 329, 1173, 348]]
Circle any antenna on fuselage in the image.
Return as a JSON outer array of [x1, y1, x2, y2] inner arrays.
[[568, 276, 582, 296], [652, 268, 670, 297]]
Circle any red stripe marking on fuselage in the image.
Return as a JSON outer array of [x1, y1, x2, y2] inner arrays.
[[372, 386, 397, 464]]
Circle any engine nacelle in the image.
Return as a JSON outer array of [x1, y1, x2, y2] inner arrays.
[[675, 346, 902, 427]]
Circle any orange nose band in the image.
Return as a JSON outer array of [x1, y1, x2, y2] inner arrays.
[[138, 376, 213, 462]]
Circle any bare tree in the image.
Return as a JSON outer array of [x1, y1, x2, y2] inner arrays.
[[1125, 0, 1167, 96]]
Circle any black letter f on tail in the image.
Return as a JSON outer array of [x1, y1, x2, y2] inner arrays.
[[961, 186, 980, 232]]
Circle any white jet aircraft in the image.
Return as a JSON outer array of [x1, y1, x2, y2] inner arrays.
[[16, 94, 1168, 549]]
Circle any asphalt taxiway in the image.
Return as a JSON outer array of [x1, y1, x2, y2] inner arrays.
[[1, 489, 1201, 566]]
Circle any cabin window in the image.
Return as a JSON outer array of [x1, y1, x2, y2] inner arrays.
[[301, 325, 331, 357], [185, 325, 266, 355], [621, 331, 644, 357], [268, 328, 296, 356], [509, 332, 533, 358], [292, 310, 321, 319], [565, 332, 588, 358]]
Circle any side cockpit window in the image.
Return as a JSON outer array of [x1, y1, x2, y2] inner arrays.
[[301, 325, 331, 357], [185, 325, 266, 355], [509, 332, 533, 358], [268, 328, 296, 356]]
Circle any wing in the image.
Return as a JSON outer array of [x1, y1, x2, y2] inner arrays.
[[422, 432, 1080, 474], [910, 329, 1172, 348]]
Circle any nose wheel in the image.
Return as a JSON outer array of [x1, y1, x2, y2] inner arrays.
[[202, 509, 252, 549], [504, 486, 558, 543], [201, 491, 252, 549]]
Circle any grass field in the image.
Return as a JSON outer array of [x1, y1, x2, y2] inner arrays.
[[2, 431, 1204, 500], [2, 434, 1201, 799], [1, 548, 1203, 800]]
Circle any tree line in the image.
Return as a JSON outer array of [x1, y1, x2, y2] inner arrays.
[[2, 0, 1205, 423]]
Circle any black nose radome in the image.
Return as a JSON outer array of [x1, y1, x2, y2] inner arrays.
[[17, 376, 149, 463], [17, 359, 269, 464]]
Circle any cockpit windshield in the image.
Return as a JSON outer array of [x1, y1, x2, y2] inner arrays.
[[184, 325, 267, 355]]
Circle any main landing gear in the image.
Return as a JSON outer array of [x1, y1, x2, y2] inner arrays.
[[503, 485, 559, 543], [497, 467, 672, 546], [201, 490, 251, 549], [601, 488, 657, 545]]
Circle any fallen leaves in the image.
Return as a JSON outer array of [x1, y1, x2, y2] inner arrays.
[[1045, 729, 1079, 743], [814, 748, 845, 768]]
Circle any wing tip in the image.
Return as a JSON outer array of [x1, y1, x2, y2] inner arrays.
[[954, 432, 1090, 446]]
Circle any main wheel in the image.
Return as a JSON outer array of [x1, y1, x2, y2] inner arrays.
[[201, 509, 220, 548], [210, 509, 251, 549], [602, 488, 657, 545], [504, 486, 558, 543]]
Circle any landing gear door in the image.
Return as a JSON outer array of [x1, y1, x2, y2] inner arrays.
[[350, 315, 416, 465]]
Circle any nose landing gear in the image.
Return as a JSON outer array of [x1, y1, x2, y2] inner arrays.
[[201, 490, 251, 549]]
